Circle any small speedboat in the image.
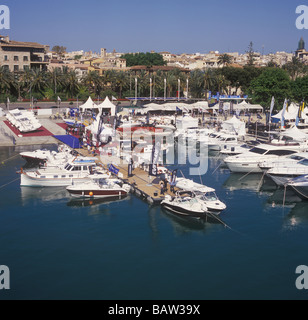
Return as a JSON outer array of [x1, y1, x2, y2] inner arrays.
[[66, 176, 131, 199], [161, 192, 209, 218]]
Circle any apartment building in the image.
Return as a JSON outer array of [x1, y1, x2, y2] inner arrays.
[[0, 35, 49, 72]]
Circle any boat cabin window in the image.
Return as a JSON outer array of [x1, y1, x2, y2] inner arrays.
[[72, 166, 82, 171], [299, 159, 308, 166], [64, 164, 73, 171], [226, 138, 236, 142], [249, 147, 267, 155], [266, 150, 296, 156], [289, 155, 305, 161], [83, 166, 88, 171]]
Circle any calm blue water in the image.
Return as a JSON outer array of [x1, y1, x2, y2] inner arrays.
[[1, 144, 308, 300]]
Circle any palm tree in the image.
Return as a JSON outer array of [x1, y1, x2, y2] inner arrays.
[[283, 56, 305, 80], [82, 70, 102, 96], [47, 68, 63, 96], [115, 71, 129, 99], [62, 70, 80, 98], [218, 54, 233, 67], [0, 67, 14, 99]]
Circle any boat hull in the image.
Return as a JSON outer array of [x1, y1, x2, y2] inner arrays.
[[67, 188, 127, 199], [20, 172, 91, 187], [161, 202, 207, 218]]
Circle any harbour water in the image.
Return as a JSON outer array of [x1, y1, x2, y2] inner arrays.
[[1, 144, 308, 300]]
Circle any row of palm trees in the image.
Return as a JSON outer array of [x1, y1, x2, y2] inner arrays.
[[0, 66, 231, 102], [0, 56, 307, 103]]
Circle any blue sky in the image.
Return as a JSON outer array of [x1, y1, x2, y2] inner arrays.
[[3, 0, 307, 55]]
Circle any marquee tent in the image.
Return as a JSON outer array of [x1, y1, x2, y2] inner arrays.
[[221, 115, 246, 136], [79, 97, 97, 112], [97, 96, 116, 116]]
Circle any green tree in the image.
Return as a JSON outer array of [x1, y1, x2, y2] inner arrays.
[[249, 68, 291, 108], [246, 41, 256, 66], [218, 54, 233, 67], [290, 76, 308, 103], [52, 45, 67, 56], [283, 56, 305, 80], [121, 52, 166, 67]]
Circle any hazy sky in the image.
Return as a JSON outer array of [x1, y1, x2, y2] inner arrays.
[[3, 0, 307, 55]]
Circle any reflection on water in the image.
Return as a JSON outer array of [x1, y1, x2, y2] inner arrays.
[[160, 207, 225, 235], [223, 173, 276, 193], [67, 195, 129, 208], [266, 188, 302, 208], [21, 186, 69, 205], [283, 202, 308, 229]]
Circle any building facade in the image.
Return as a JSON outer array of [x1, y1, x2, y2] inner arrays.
[[0, 35, 49, 73]]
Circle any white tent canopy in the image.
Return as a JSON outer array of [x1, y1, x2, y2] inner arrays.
[[282, 126, 308, 140], [79, 96, 97, 112], [211, 101, 263, 112], [221, 115, 246, 136], [272, 103, 300, 121], [97, 96, 116, 116]]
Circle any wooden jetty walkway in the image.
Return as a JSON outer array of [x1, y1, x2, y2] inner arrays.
[[76, 147, 178, 205]]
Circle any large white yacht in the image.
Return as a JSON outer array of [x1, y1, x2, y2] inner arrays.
[[224, 142, 308, 173], [6, 109, 41, 133], [20, 157, 104, 187]]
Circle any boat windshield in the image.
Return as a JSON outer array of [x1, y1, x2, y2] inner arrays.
[[201, 192, 218, 201]]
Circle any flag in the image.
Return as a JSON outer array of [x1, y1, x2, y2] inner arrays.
[[296, 101, 305, 126], [176, 106, 181, 112], [281, 98, 288, 128], [112, 96, 117, 101], [149, 141, 161, 177], [109, 164, 119, 175], [7, 97, 10, 104], [269, 96, 275, 116], [57, 96, 61, 102], [97, 115, 104, 142], [257, 113, 262, 120]]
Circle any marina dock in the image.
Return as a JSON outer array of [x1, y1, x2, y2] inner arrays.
[[76, 147, 177, 205]]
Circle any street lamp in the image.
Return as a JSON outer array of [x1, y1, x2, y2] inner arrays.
[[150, 77, 152, 101], [186, 78, 189, 100], [178, 79, 180, 101], [164, 78, 166, 101], [135, 77, 138, 102]]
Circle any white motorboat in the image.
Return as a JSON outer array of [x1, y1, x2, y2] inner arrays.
[[66, 176, 131, 199], [6, 109, 41, 133], [207, 133, 240, 151], [20, 145, 73, 165], [20, 157, 103, 187], [224, 142, 308, 173], [265, 156, 308, 186], [161, 192, 209, 218], [175, 177, 226, 213], [287, 174, 308, 200]]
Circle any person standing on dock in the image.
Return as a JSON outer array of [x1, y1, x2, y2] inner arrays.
[[164, 178, 168, 193], [160, 180, 165, 195]]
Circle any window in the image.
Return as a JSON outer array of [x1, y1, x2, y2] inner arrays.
[[23, 65, 29, 71], [4, 55, 8, 61], [3, 65, 9, 70], [14, 56, 19, 61], [23, 56, 28, 62], [266, 150, 296, 156], [14, 65, 19, 72]]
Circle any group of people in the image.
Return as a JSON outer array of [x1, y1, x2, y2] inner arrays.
[[160, 177, 176, 195]]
